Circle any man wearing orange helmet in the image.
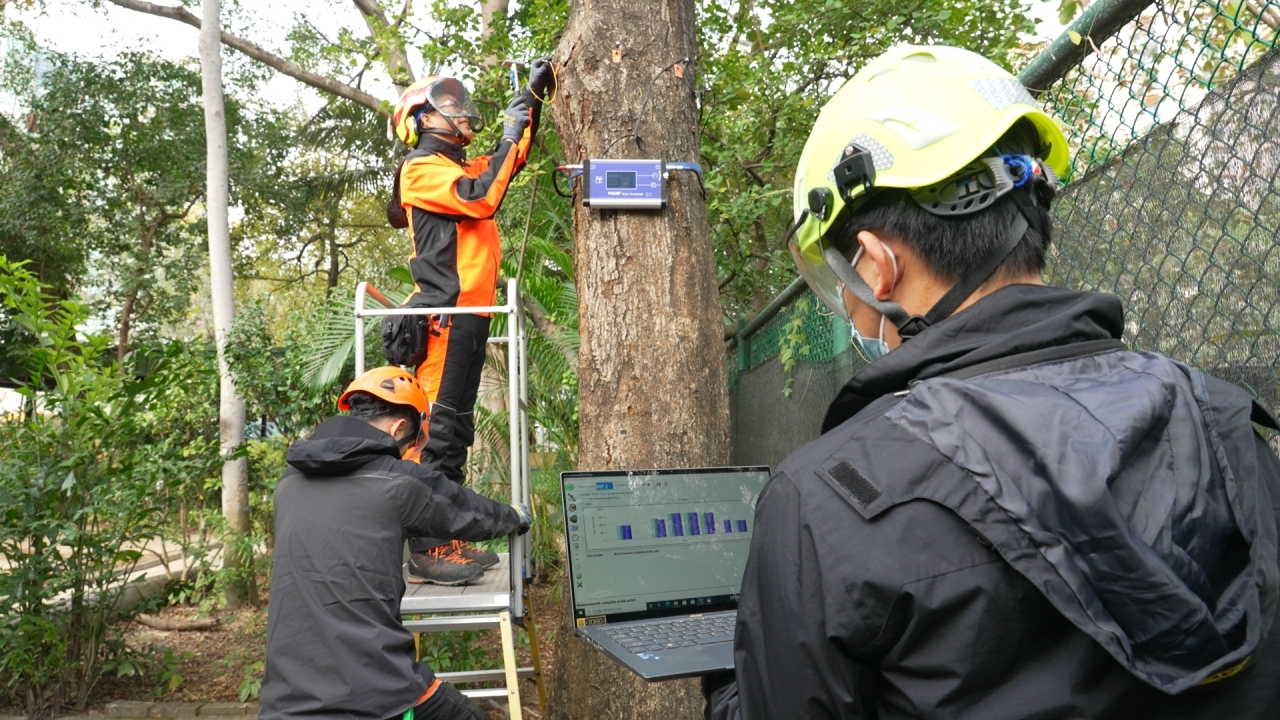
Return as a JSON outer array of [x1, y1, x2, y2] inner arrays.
[[386, 64, 554, 584], [261, 367, 530, 720]]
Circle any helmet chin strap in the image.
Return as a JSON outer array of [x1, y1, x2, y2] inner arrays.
[[419, 115, 471, 146], [822, 243, 912, 328], [821, 212, 1030, 340]]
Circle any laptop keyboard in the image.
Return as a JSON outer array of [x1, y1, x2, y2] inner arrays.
[[602, 613, 736, 653]]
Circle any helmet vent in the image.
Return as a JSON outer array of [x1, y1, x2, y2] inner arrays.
[[380, 380, 397, 391], [902, 52, 938, 63], [869, 107, 959, 151], [868, 68, 899, 82], [967, 77, 1037, 111]]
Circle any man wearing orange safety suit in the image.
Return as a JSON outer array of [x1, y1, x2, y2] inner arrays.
[[387, 65, 552, 584]]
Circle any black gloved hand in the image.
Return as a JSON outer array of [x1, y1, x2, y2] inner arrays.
[[502, 101, 531, 144], [511, 502, 532, 535], [529, 58, 556, 101]]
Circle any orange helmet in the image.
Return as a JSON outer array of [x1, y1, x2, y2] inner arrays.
[[338, 367, 429, 417]]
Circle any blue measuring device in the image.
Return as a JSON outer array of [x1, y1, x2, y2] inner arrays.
[[582, 158, 666, 209], [558, 159, 704, 211]]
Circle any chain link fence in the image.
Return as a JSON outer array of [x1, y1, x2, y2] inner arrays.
[[729, 0, 1280, 468]]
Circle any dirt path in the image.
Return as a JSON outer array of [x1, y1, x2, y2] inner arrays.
[[3, 580, 563, 719]]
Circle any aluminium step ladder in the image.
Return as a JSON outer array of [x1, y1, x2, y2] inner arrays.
[[355, 278, 546, 719]]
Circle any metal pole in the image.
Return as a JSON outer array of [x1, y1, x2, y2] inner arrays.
[[518, 291, 532, 579], [507, 278, 524, 619], [354, 282, 368, 376], [1019, 0, 1154, 94]]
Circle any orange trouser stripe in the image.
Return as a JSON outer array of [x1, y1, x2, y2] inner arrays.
[[415, 318, 452, 405]]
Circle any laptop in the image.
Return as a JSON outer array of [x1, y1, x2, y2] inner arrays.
[[561, 466, 771, 680]]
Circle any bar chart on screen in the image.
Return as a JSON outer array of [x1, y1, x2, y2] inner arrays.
[[584, 502, 753, 551]]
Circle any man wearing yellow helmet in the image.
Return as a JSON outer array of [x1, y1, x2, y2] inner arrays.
[[384, 63, 554, 584], [261, 368, 530, 720], [706, 45, 1280, 719]]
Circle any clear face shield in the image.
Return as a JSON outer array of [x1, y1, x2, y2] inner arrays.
[[426, 78, 484, 133], [788, 222, 852, 323]]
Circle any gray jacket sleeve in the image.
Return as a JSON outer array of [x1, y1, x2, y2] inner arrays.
[[387, 459, 520, 541]]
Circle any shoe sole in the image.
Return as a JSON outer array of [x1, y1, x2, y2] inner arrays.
[[406, 574, 482, 586]]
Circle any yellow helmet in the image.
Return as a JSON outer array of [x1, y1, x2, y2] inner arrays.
[[788, 44, 1069, 332], [391, 76, 482, 147]]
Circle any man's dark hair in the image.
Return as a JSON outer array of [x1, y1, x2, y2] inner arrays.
[[344, 391, 421, 442], [831, 118, 1054, 284]]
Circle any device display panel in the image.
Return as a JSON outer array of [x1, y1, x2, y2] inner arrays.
[[606, 171, 638, 189]]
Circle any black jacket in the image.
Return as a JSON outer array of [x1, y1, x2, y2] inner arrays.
[[712, 285, 1280, 719], [259, 416, 521, 720]]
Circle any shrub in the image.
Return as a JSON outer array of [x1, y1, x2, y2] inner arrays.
[[0, 258, 219, 718]]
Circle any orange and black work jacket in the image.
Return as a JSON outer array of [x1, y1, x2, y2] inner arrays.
[[399, 124, 534, 311]]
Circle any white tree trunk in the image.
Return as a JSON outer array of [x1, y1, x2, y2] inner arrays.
[[480, 0, 509, 40], [200, 0, 251, 607]]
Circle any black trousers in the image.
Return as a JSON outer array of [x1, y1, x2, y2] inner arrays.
[[410, 313, 490, 553]]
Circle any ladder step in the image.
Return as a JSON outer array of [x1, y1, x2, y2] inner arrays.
[[458, 687, 510, 700], [437, 667, 536, 684], [404, 615, 502, 632]]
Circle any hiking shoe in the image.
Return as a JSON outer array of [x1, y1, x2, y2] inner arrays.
[[451, 540, 500, 569], [407, 546, 485, 586]]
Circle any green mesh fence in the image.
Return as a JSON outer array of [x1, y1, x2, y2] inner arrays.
[[742, 293, 849, 370], [730, 0, 1280, 468], [1045, 0, 1280, 409]]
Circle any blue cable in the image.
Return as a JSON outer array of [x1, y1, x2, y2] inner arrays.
[[1001, 154, 1035, 188], [666, 162, 704, 179]]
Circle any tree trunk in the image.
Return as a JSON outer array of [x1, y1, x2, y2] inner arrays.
[[480, 0, 509, 41], [116, 226, 156, 364], [200, 0, 253, 609], [548, 2, 728, 719], [117, 291, 137, 365]]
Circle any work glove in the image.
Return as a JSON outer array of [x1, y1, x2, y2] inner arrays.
[[502, 101, 531, 144], [528, 58, 556, 101], [511, 502, 532, 535]]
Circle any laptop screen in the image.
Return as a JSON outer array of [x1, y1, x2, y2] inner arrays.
[[562, 466, 770, 626]]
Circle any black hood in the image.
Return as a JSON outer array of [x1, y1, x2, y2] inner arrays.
[[819, 283, 1278, 694], [285, 416, 402, 476], [823, 284, 1124, 432]]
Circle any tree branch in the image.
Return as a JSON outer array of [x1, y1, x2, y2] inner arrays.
[[105, 0, 387, 113], [351, 0, 415, 90]]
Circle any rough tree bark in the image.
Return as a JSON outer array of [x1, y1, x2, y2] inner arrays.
[[200, 0, 253, 608], [548, 1, 729, 719]]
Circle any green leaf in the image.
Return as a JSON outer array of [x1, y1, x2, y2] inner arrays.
[[1059, 0, 1083, 26], [1067, 30, 1083, 45], [114, 549, 144, 564], [387, 266, 414, 286], [61, 471, 76, 491]]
